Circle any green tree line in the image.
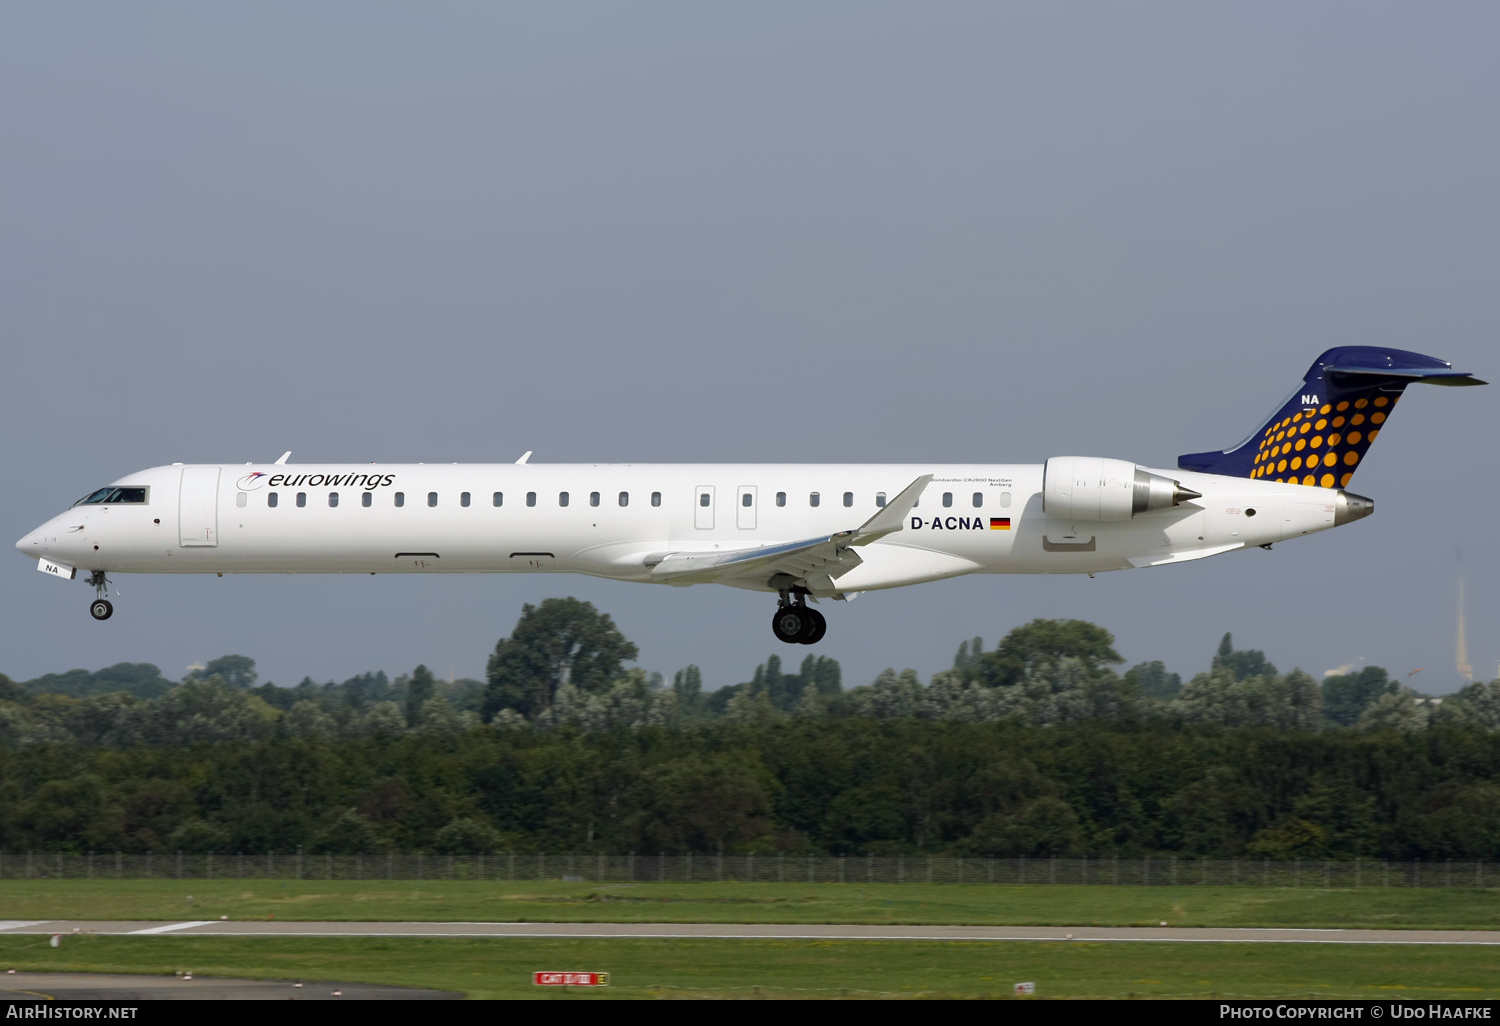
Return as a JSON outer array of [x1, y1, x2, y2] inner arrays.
[[4, 598, 1499, 859], [10, 600, 1492, 742], [2, 718, 1499, 860]]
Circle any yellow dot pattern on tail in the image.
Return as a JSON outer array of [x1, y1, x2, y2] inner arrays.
[[1251, 395, 1394, 485]]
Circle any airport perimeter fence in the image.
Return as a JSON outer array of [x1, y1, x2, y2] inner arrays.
[[0, 851, 1495, 888]]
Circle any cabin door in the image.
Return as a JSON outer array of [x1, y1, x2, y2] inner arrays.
[[178, 467, 220, 547]]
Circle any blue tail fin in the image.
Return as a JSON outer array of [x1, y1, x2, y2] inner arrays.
[[1179, 346, 1484, 486]]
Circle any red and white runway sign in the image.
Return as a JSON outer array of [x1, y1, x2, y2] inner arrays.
[[534, 972, 609, 987]]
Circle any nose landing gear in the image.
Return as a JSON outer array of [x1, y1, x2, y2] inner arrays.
[[87, 571, 114, 621], [771, 588, 827, 645]]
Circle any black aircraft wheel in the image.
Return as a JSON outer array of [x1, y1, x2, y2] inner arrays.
[[89, 599, 113, 621], [771, 606, 806, 644], [799, 608, 827, 645]]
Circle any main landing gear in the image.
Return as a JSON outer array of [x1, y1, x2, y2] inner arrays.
[[770, 588, 826, 645], [87, 571, 113, 621]]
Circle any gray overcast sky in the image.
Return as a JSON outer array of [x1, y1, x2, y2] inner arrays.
[[2, 2, 1495, 693]]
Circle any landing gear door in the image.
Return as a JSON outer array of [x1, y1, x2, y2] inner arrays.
[[509, 552, 556, 571], [179, 467, 220, 547], [737, 486, 757, 530], [695, 486, 715, 530]]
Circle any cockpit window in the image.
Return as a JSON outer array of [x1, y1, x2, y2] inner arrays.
[[74, 487, 148, 506]]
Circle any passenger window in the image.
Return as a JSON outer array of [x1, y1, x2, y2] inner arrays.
[[395, 492, 405, 507], [876, 492, 887, 507], [699, 493, 710, 507], [619, 492, 628, 507], [493, 492, 503, 507], [428, 492, 438, 507], [809, 492, 820, 507], [362, 492, 372, 507], [527, 492, 536, 507], [843, 492, 853, 507], [776, 492, 786, 507], [973, 492, 982, 508], [329, 493, 339, 507], [461, 492, 471, 507], [942, 492, 953, 508], [559, 492, 569, 507], [268, 492, 279, 508], [743, 493, 753, 507], [590, 492, 600, 507], [1000, 491, 1011, 508], [236, 492, 247, 508], [651, 492, 661, 507], [297, 492, 307, 508]]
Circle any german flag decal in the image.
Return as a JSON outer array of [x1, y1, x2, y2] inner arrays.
[[989, 517, 1011, 530]]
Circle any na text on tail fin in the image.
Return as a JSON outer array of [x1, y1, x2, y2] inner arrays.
[[1179, 346, 1484, 486]]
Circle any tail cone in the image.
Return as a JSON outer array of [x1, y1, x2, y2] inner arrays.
[[1334, 490, 1374, 525], [1174, 485, 1203, 505]]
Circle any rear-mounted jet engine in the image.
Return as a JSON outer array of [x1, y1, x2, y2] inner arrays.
[[1042, 456, 1201, 521]]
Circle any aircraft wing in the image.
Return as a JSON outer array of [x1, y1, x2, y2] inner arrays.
[[645, 474, 931, 594], [646, 533, 865, 591]]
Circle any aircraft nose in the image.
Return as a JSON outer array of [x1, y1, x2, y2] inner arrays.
[[16, 530, 41, 558]]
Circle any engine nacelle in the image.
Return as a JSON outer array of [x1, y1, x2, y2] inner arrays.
[[1042, 456, 1201, 522]]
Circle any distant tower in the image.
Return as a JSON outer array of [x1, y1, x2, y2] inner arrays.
[[1457, 577, 1474, 683]]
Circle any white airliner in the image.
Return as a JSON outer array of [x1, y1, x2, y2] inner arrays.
[[15, 347, 1482, 645]]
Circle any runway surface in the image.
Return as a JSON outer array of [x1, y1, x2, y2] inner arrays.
[[3, 920, 1499, 944], [0, 971, 459, 1000]]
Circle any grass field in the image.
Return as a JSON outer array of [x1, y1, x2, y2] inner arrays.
[[2, 934, 1498, 999], [2, 879, 1498, 930]]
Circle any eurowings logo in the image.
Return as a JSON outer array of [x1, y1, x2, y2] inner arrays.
[[236, 472, 269, 490]]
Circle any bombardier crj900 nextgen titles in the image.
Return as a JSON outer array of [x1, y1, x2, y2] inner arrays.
[[15, 348, 1485, 644]]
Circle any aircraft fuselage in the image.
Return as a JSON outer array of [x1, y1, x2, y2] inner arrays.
[[17, 461, 1357, 593]]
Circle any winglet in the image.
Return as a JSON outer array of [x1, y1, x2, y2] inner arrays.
[[515, 451, 532, 465], [851, 474, 932, 545], [274, 451, 292, 465]]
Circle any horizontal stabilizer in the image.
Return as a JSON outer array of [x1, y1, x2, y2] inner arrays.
[[1324, 366, 1486, 387]]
